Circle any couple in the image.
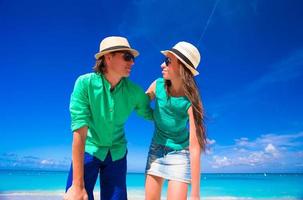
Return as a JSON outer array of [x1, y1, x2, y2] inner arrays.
[[63, 36, 206, 200]]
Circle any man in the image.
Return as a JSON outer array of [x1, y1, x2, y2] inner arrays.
[[64, 36, 152, 200]]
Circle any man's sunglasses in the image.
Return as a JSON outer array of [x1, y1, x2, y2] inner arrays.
[[164, 57, 172, 66], [112, 51, 135, 62], [122, 52, 135, 62]]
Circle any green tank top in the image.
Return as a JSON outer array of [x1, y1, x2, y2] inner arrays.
[[152, 78, 191, 150]]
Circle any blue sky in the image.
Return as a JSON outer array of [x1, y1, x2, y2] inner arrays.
[[0, 0, 303, 173]]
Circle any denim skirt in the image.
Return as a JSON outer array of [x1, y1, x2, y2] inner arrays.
[[145, 142, 191, 183]]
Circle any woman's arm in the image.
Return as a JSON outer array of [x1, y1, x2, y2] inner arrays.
[[145, 80, 156, 100], [188, 106, 202, 200]]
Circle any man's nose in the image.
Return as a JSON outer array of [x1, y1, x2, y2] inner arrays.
[[129, 59, 134, 65]]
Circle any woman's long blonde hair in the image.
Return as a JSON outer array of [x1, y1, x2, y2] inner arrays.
[[165, 63, 206, 151]]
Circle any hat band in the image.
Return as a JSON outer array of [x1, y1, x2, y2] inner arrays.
[[170, 48, 195, 69], [101, 45, 131, 52]]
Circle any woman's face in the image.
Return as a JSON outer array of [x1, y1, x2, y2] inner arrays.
[[161, 52, 181, 80]]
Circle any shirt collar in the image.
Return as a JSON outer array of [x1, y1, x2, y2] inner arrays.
[[100, 73, 124, 92]]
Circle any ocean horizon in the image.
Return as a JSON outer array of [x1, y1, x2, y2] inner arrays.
[[0, 169, 302, 200]]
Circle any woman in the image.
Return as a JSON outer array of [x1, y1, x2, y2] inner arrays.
[[145, 41, 206, 200]]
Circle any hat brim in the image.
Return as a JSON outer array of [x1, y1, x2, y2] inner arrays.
[[95, 47, 139, 60], [161, 50, 199, 76]]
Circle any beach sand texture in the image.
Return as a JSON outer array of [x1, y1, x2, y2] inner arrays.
[[0, 192, 299, 200]]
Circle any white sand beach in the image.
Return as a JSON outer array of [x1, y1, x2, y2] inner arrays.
[[0, 191, 244, 200], [0, 191, 147, 200], [0, 191, 299, 200]]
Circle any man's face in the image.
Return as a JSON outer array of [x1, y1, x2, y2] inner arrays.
[[106, 51, 135, 78]]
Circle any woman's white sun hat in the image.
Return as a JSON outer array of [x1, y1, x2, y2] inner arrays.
[[95, 36, 139, 59], [161, 41, 201, 76]]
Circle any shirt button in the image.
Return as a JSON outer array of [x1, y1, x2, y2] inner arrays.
[[109, 108, 113, 112]]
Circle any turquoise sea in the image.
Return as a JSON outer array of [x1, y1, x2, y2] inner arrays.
[[0, 170, 302, 199]]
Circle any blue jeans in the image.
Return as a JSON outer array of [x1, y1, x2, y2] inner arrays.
[[66, 152, 127, 200]]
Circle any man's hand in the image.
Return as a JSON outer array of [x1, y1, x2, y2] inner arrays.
[[63, 185, 88, 200]]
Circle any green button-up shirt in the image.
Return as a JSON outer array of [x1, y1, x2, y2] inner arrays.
[[70, 73, 153, 161]]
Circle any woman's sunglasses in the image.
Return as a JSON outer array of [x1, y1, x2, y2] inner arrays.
[[164, 57, 172, 66]]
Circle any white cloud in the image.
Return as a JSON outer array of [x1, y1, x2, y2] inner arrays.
[[205, 131, 303, 172], [245, 151, 267, 165], [0, 153, 70, 170], [1, 132, 302, 173], [207, 138, 216, 145], [212, 156, 232, 168], [235, 137, 252, 147], [265, 143, 279, 158], [40, 159, 54, 165], [256, 132, 303, 147]]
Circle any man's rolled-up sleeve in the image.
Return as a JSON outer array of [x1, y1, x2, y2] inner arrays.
[[69, 76, 91, 132], [134, 87, 153, 121]]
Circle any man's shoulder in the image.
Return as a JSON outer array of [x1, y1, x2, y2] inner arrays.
[[75, 73, 100, 85], [77, 72, 97, 80], [123, 78, 143, 91]]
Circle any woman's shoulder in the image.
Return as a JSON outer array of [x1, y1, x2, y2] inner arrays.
[[156, 77, 164, 84], [155, 77, 165, 89]]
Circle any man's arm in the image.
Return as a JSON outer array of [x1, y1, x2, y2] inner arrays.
[[134, 84, 154, 121], [64, 126, 88, 200], [65, 75, 91, 200], [145, 80, 156, 100]]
